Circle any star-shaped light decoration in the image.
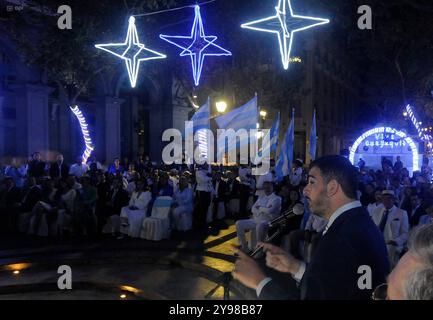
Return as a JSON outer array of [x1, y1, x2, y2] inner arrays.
[[159, 5, 232, 86], [241, 0, 329, 70], [95, 16, 166, 88]]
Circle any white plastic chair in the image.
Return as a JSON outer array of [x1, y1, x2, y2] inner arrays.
[[140, 196, 173, 241]]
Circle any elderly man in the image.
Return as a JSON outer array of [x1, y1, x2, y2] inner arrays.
[[371, 190, 409, 268], [236, 180, 281, 253], [376, 224, 433, 300]]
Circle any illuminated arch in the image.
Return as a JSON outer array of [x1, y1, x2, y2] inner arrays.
[[70, 105, 94, 164], [349, 127, 419, 172]]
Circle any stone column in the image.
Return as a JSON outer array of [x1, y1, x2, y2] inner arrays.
[[104, 97, 124, 163]]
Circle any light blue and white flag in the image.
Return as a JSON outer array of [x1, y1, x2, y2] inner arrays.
[[191, 98, 210, 133], [253, 112, 280, 163], [191, 98, 210, 162], [275, 109, 295, 181], [309, 110, 317, 161], [215, 96, 258, 160]]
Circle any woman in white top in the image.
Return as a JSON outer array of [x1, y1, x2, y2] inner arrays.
[[119, 180, 152, 238]]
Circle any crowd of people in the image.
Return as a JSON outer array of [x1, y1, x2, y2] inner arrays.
[[1, 151, 433, 299]]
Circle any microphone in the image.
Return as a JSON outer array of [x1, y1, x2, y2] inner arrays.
[[268, 203, 304, 228]]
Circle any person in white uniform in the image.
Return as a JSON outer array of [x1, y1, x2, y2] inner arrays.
[[371, 190, 409, 268], [236, 180, 282, 252], [171, 176, 194, 231], [119, 180, 152, 238]]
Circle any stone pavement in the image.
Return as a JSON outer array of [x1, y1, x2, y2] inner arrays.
[[0, 220, 257, 300]]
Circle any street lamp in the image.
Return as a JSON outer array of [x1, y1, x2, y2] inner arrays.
[[216, 101, 227, 114], [260, 110, 267, 119]]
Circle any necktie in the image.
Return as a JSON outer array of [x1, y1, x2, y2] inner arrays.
[[379, 209, 390, 233]]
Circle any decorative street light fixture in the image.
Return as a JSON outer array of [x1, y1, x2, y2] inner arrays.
[[216, 101, 227, 114]]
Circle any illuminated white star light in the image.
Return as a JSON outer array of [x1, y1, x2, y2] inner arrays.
[[241, 0, 329, 70], [70, 105, 94, 165], [95, 16, 166, 88], [160, 6, 232, 86]]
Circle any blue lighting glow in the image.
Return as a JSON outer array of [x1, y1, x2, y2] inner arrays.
[[95, 16, 166, 88], [349, 127, 419, 172], [70, 105, 94, 164], [241, 0, 329, 70], [405, 104, 432, 142], [159, 5, 232, 86]]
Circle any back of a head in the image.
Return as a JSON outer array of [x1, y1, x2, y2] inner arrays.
[[405, 224, 433, 300], [310, 155, 358, 200]]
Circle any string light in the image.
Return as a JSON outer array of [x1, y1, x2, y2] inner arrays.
[[70, 105, 94, 164], [241, 0, 329, 70]]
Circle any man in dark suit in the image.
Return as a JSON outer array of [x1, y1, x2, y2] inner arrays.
[[212, 171, 228, 221], [232, 155, 389, 300], [0, 177, 22, 233], [408, 193, 426, 227], [49, 154, 70, 179]]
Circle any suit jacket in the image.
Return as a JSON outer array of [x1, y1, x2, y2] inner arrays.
[[49, 162, 70, 179], [212, 179, 228, 202], [260, 206, 389, 300], [409, 206, 426, 227], [108, 188, 130, 215], [226, 179, 240, 199], [371, 205, 409, 251]]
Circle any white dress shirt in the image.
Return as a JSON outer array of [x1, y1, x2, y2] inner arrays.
[[195, 169, 212, 192], [289, 167, 303, 186], [251, 192, 282, 222], [254, 172, 273, 197]]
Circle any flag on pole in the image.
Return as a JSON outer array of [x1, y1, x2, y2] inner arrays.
[[309, 109, 317, 161], [191, 98, 210, 161], [275, 109, 295, 181], [215, 96, 258, 159], [253, 112, 280, 164]]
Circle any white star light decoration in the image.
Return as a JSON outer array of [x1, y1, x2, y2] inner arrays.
[[241, 0, 329, 70], [95, 16, 166, 88], [159, 5, 232, 86]]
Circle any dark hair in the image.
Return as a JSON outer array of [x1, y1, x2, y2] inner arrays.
[[310, 155, 358, 199]]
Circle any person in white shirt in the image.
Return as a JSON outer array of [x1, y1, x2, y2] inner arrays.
[[119, 180, 152, 238], [371, 190, 409, 268], [169, 169, 179, 194], [171, 176, 194, 231], [193, 163, 213, 228], [236, 181, 281, 252], [254, 171, 273, 199], [69, 156, 89, 178], [289, 159, 304, 187]]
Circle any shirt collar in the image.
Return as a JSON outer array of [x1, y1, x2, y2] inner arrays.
[[323, 201, 362, 235]]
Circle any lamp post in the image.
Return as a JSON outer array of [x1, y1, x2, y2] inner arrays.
[[216, 101, 227, 114]]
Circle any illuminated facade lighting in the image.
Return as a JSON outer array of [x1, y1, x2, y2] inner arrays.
[[349, 126, 419, 172]]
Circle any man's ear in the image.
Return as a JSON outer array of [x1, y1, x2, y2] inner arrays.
[[326, 179, 339, 197]]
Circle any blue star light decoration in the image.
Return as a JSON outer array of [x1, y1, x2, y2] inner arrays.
[[159, 5, 232, 86], [241, 0, 329, 70], [95, 16, 166, 88]]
